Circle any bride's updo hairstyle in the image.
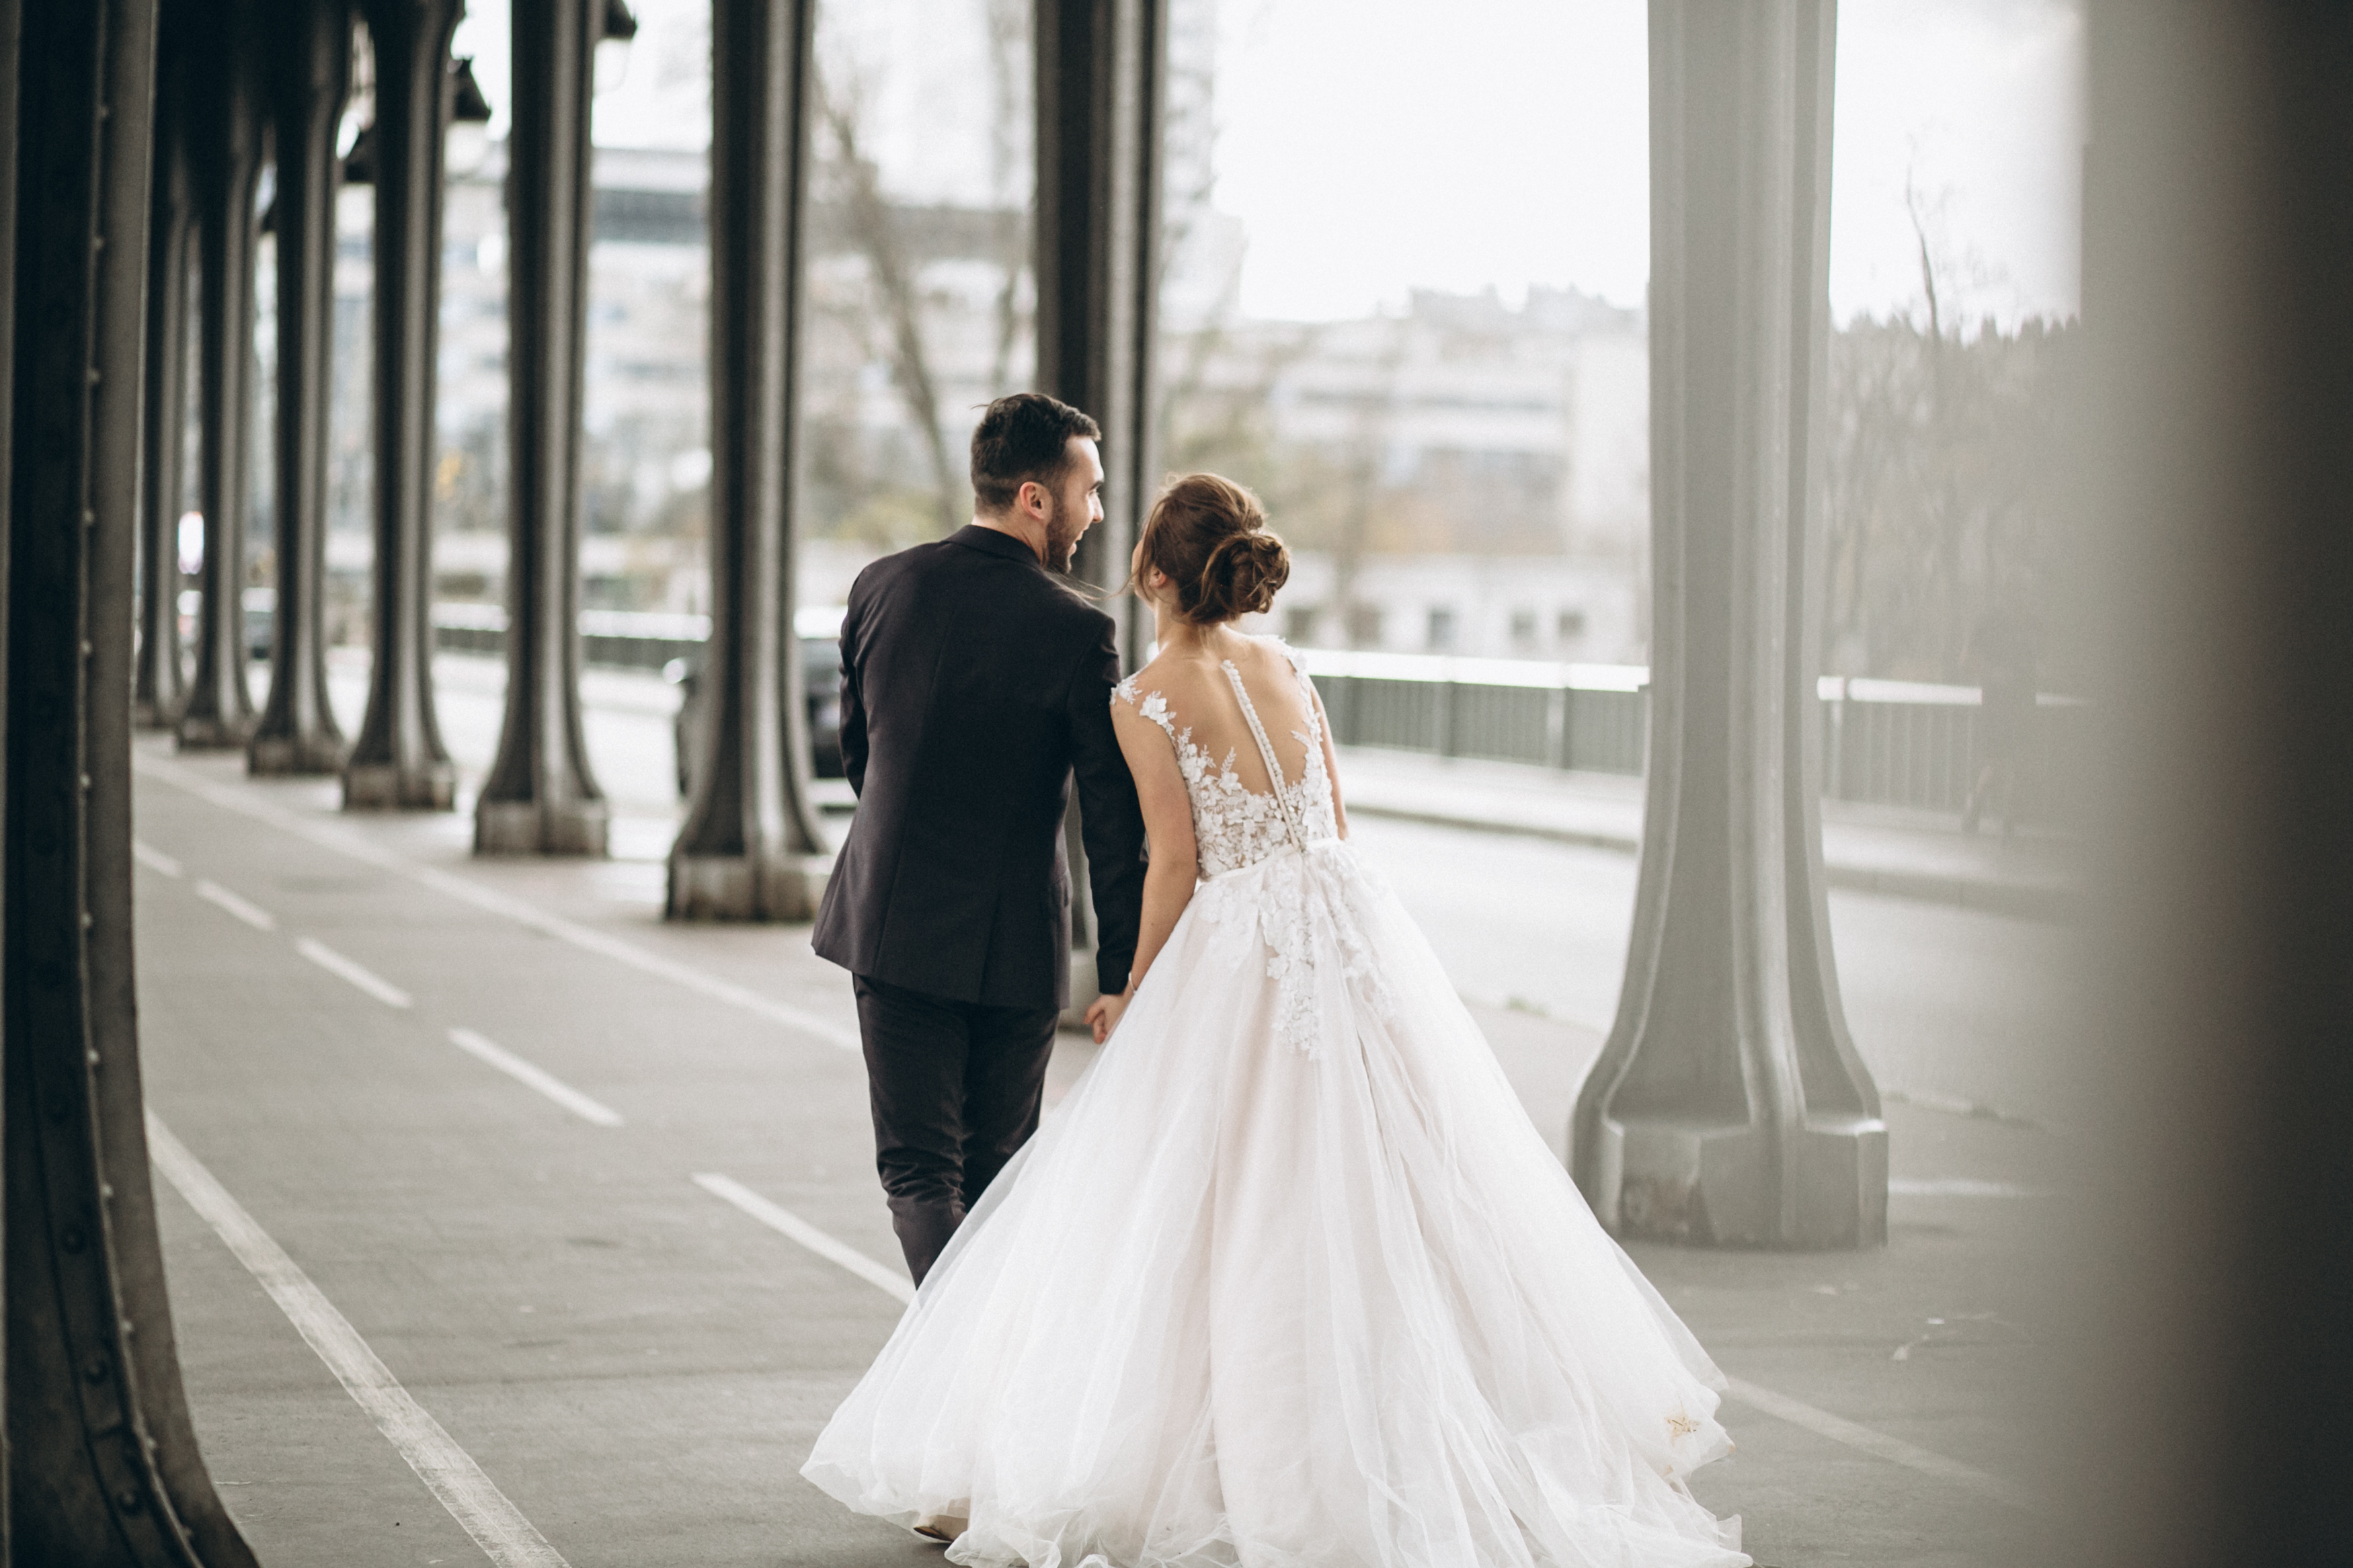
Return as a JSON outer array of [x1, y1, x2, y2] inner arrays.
[[1136, 473, 1289, 625]]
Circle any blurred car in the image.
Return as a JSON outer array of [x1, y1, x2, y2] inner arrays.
[[243, 585, 276, 661], [668, 604, 848, 798]]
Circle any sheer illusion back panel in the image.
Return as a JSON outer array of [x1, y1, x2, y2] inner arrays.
[[1129, 639, 1320, 799]]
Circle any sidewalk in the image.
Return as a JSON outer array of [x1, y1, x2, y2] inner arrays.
[[1335, 747, 2079, 920]]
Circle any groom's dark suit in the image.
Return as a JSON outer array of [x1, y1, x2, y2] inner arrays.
[[813, 524, 1146, 1282]]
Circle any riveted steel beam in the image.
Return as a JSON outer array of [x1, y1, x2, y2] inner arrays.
[[1570, 0, 1885, 1249], [344, 0, 462, 810], [247, 0, 354, 776], [666, 0, 829, 919], [475, 0, 610, 856], [5, 0, 262, 1559]]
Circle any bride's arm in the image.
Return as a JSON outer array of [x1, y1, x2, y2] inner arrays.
[[1311, 682, 1349, 838], [1087, 701, 1199, 1041]]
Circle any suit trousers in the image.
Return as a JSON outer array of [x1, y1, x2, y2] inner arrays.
[[852, 973, 1061, 1286]]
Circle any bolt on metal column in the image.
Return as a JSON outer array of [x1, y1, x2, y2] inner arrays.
[[475, 0, 612, 857], [248, 0, 354, 776], [666, 0, 830, 919], [1570, 0, 1886, 1250], [174, 0, 267, 752], [343, 0, 463, 811]]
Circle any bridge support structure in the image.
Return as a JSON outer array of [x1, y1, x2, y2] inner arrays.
[[1570, 0, 1886, 1249], [5, 1, 262, 1559], [173, 0, 265, 753], [475, 0, 611, 857], [132, 15, 194, 733], [247, 0, 352, 776], [1035, 0, 1166, 1012], [342, 0, 462, 811], [666, 0, 831, 919]]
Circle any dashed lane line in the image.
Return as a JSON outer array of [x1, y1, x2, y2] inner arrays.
[[692, 1173, 914, 1305], [135, 753, 863, 1052], [1721, 1376, 2039, 1512], [450, 1028, 625, 1128], [697, 1174, 2041, 1514], [296, 937, 414, 1009], [134, 839, 184, 877], [194, 878, 277, 932], [147, 1112, 571, 1568]]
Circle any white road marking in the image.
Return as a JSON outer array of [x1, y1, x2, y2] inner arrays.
[[1888, 1177, 2041, 1198], [296, 938, 413, 1009], [133, 839, 184, 877], [1722, 1376, 2039, 1512], [135, 755, 862, 1052], [147, 1112, 571, 1568], [448, 1028, 623, 1128], [692, 1173, 914, 1305], [194, 879, 277, 932]]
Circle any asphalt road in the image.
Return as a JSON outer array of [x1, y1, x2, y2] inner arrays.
[[121, 656, 2084, 1566]]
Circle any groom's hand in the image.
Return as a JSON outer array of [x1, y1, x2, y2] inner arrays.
[[1084, 989, 1130, 1044]]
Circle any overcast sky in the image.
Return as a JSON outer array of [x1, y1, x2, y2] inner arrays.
[[452, 0, 2081, 328]]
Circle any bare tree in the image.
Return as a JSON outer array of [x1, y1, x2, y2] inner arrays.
[[813, 67, 962, 535]]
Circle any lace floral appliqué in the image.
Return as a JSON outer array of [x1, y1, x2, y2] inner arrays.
[[1114, 647, 1392, 1056]]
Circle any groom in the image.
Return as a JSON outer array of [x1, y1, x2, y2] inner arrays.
[[813, 393, 1148, 1287]]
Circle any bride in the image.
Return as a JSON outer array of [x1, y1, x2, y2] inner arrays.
[[802, 474, 1749, 1568]]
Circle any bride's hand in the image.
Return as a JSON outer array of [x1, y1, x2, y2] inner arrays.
[[1085, 989, 1130, 1044]]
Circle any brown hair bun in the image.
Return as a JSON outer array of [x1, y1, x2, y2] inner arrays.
[[1136, 472, 1291, 625]]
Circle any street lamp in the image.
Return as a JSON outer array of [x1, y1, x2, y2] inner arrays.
[[340, 51, 490, 184], [445, 54, 493, 176], [597, 0, 639, 91]]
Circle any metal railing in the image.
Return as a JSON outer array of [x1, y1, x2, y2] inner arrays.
[[429, 608, 2078, 819]]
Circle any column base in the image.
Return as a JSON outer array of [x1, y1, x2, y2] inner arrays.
[[248, 733, 349, 776], [174, 711, 255, 751], [1585, 1114, 1886, 1249], [132, 698, 180, 731], [474, 798, 609, 856], [666, 850, 831, 921], [342, 759, 456, 811]]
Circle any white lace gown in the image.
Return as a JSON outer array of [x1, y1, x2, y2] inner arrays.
[[801, 647, 1749, 1568]]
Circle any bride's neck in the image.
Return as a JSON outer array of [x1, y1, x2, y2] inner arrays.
[[1150, 606, 1244, 659]]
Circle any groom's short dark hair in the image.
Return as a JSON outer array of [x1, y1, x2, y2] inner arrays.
[[970, 393, 1102, 515]]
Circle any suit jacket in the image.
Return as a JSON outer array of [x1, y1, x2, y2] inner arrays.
[[811, 525, 1148, 1009]]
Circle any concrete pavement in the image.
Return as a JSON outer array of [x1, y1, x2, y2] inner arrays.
[[132, 733, 2075, 1567]]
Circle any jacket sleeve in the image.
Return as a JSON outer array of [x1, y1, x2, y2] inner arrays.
[[1066, 615, 1148, 995], [837, 587, 868, 797]]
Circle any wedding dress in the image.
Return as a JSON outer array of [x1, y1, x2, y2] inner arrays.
[[801, 642, 1749, 1568]]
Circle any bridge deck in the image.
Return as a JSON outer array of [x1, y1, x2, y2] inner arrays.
[[132, 740, 2068, 1567]]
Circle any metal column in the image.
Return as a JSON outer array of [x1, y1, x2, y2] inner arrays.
[[1570, 0, 1885, 1249], [132, 11, 193, 732], [248, 0, 352, 775], [475, 0, 610, 856], [1035, 0, 1166, 1007], [173, 0, 266, 751], [343, 0, 461, 810], [5, 0, 262, 1558], [666, 0, 829, 919]]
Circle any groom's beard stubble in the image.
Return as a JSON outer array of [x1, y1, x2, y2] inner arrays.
[[1045, 495, 1086, 573]]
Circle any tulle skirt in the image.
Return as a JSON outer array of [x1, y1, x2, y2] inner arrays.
[[801, 837, 1749, 1568]]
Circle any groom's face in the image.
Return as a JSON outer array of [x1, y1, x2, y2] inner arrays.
[[1043, 437, 1106, 571]]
